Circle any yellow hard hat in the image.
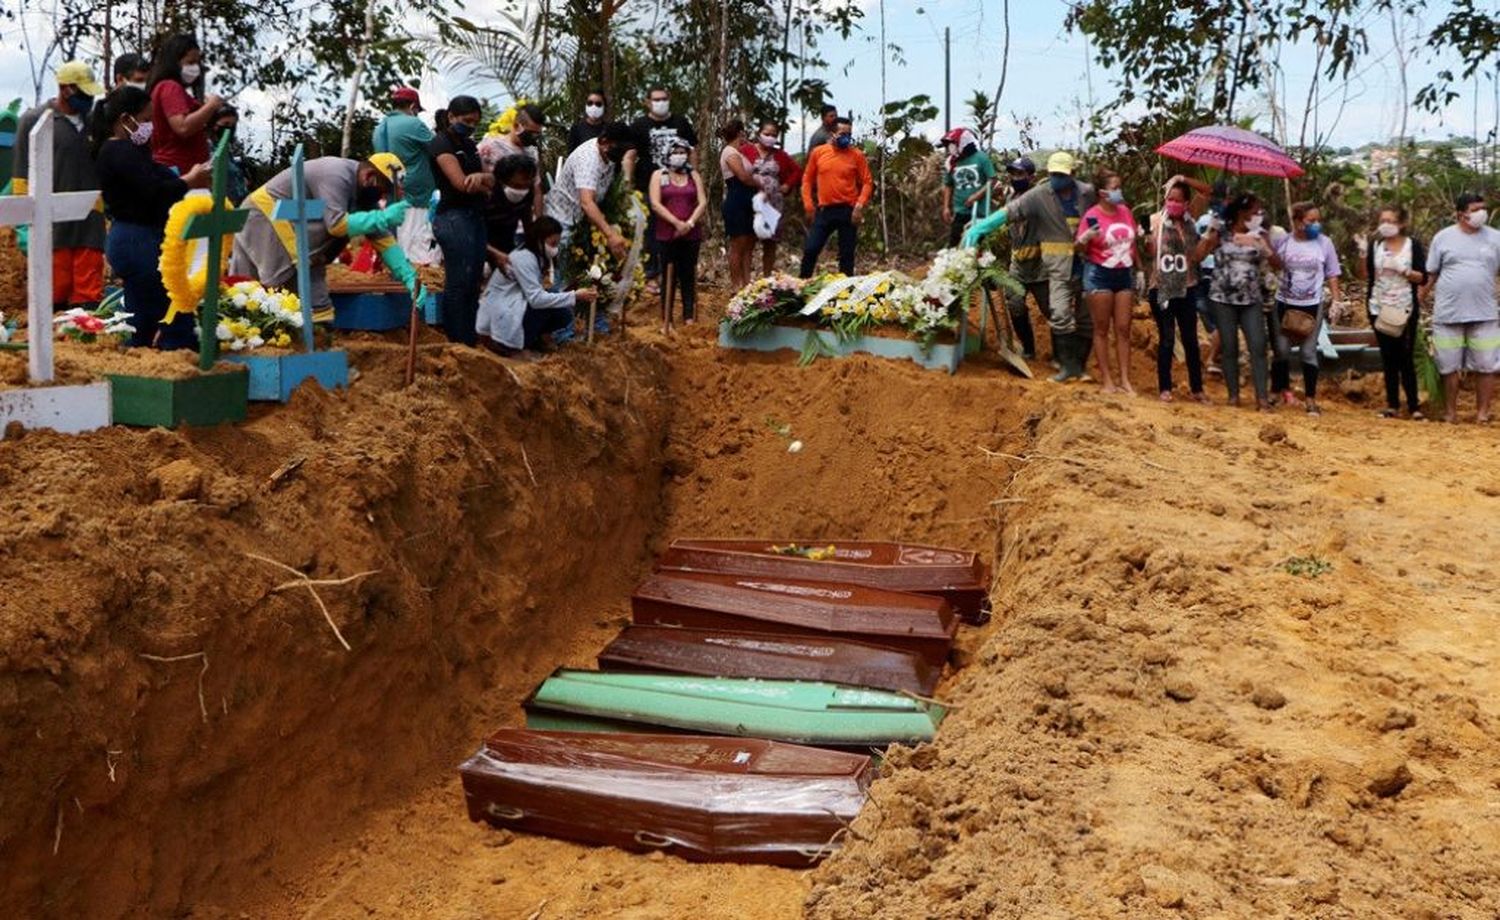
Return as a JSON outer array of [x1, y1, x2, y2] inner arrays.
[[1045, 151, 1075, 175], [367, 152, 406, 185]]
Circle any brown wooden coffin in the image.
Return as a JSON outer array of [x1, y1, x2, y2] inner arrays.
[[657, 539, 992, 624], [459, 729, 871, 866], [631, 571, 957, 668], [598, 624, 940, 696]]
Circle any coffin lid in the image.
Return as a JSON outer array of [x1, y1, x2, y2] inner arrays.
[[659, 538, 989, 594], [479, 728, 870, 778], [634, 571, 956, 640], [599, 624, 939, 696]]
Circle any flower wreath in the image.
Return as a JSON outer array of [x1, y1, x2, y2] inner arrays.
[[159, 194, 233, 322], [486, 98, 531, 139]]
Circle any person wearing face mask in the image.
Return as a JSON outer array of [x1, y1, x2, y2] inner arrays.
[[1145, 181, 1206, 402], [799, 117, 872, 278], [631, 87, 698, 285], [1355, 206, 1428, 419], [476, 216, 594, 356], [92, 86, 210, 348], [147, 34, 224, 175], [481, 103, 546, 195], [568, 89, 609, 154], [720, 120, 760, 291], [1077, 169, 1142, 394], [940, 127, 996, 247], [1269, 201, 1342, 415], [208, 105, 251, 205], [807, 105, 840, 154], [545, 121, 635, 274], [963, 151, 1098, 381], [428, 95, 495, 345], [998, 157, 1040, 358], [740, 121, 801, 276], [1195, 192, 1284, 410], [1426, 193, 1500, 423], [12, 60, 107, 309], [373, 87, 438, 264], [649, 138, 708, 323], [113, 53, 151, 91], [484, 154, 539, 279], [232, 153, 420, 323]]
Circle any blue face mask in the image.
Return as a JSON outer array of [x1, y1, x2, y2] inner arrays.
[[1304, 222, 1322, 239], [833, 133, 853, 149], [1106, 189, 1125, 205], [1049, 174, 1074, 193], [1011, 178, 1031, 194], [69, 92, 95, 118], [450, 121, 474, 138]]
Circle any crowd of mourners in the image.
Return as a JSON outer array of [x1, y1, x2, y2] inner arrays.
[[8, 42, 1499, 421]]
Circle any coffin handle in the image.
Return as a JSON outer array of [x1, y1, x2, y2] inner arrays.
[[485, 803, 525, 821], [633, 830, 677, 848]]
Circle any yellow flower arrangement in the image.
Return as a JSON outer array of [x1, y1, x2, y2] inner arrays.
[[159, 195, 233, 322], [486, 98, 532, 138]]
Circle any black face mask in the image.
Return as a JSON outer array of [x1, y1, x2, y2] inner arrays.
[[606, 144, 627, 164], [519, 130, 540, 147], [357, 185, 384, 210]]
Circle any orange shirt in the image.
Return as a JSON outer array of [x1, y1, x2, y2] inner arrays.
[[801, 144, 873, 212]]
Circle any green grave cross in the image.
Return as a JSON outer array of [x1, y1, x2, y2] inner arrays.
[[183, 133, 250, 370], [269, 144, 322, 351]]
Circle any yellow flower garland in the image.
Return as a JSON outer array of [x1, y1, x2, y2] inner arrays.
[[485, 98, 531, 138], [159, 195, 233, 322]]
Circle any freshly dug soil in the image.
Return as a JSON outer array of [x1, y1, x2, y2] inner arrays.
[[4, 286, 1500, 919], [327, 263, 446, 293], [0, 227, 24, 320]]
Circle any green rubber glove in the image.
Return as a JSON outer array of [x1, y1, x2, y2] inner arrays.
[[343, 209, 385, 238], [378, 243, 419, 298], [15, 223, 28, 256], [961, 208, 1008, 248]]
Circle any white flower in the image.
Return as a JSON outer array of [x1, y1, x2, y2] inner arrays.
[[229, 339, 246, 351], [216, 323, 233, 341], [587, 265, 604, 281], [248, 335, 265, 348], [977, 250, 996, 268], [788, 440, 804, 453], [231, 293, 249, 308]]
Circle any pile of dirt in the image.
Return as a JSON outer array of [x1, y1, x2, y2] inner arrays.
[[0, 227, 23, 320], [327, 263, 446, 293], [0, 334, 672, 916], [806, 388, 1500, 918]]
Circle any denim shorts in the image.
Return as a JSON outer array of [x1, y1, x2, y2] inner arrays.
[[1083, 263, 1134, 293]]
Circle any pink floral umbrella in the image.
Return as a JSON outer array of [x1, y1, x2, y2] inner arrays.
[[1156, 125, 1305, 178]]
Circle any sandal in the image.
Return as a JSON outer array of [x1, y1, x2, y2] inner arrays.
[[1411, 410, 1426, 421], [1306, 402, 1322, 417], [1192, 392, 1211, 405], [1159, 391, 1174, 403], [1378, 408, 1398, 419]]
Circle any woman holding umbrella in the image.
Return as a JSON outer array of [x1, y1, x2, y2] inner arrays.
[[1196, 193, 1283, 409]]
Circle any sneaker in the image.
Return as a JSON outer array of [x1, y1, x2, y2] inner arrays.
[[593, 315, 612, 335], [1206, 364, 1223, 377], [552, 325, 577, 346], [1305, 402, 1322, 417]]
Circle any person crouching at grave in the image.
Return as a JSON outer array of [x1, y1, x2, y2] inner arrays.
[[92, 85, 211, 348], [231, 153, 422, 316], [476, 216, 596, 357]]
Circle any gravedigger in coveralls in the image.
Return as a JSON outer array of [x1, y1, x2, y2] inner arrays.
[[965, 150, 1096, 381], [231, 152, 424, 314]]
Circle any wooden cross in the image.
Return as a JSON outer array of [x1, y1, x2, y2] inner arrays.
[[269, 144, 322, 351], [181, 133, 250, 370], [0, 114, 100, 383]]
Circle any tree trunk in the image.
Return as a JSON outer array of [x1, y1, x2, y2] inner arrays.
[[340, 0, 376, 159]]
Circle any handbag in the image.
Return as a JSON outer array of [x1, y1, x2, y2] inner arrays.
[[1372, 239, 1414, 337], [1280, 305, 1316, 343]]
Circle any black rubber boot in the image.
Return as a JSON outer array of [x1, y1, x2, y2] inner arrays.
[[1049, 332, 1086, 383]]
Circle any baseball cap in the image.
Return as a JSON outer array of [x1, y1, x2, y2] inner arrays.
[[1007, 156, 1036, 174], [391, 87, 422, 110], [1045, 151, 1075, 175], [56, 61, 103, 96]]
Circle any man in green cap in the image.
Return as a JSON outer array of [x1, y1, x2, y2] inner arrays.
[[965, 150, 1096, 381]]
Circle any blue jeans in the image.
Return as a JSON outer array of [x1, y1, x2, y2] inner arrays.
[[1212, 299, 1269, 404], [800, 204, 857, 277], [1194, 269, 1218, 334], [524, 305, 574, 349], [433, 207, 487, 346], [106, 220, 196, 349]]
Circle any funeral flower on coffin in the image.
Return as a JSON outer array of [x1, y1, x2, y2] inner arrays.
[[54, 305, 135, 344]]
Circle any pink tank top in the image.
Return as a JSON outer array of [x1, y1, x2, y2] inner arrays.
[[656, 172, 702, 242]]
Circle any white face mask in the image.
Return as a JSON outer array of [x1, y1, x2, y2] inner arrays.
[[759, 135, 779, 148], [1377, 222, 1400, 239], [1246, 214, 1264, 233], [1466, 209, 1489, 229], [544, 243, 560, 260], [126, 80, 148, 92], [650, 99, 670, 117], [179, 63, 201, 84], [667, 154, 689, 169], [502, 185, 529, 203], [585, 104, 604, 120]]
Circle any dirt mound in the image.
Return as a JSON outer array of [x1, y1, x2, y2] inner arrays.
[[806, 389, 1500, 918]]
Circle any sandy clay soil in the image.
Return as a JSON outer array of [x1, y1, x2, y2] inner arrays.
[[3, 290, 1499, 919]]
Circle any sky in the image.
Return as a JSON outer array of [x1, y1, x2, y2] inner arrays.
[[1, 0, 1493, 155]]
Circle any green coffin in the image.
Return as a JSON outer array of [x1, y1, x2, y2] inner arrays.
[[523, 669, 945, 748]]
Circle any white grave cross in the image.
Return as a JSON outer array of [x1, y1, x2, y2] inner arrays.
[[0, 114, 101, 383]]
